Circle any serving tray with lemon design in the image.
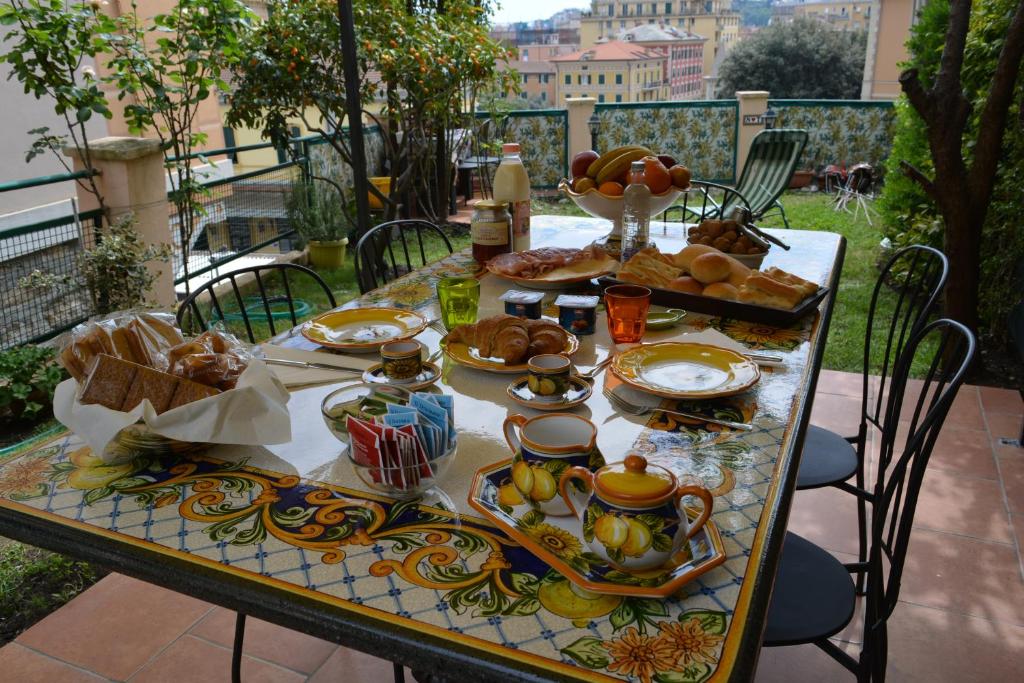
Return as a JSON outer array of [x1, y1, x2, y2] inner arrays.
[[611, 342, 760, 400], [468, 459, 726, 598], [301, 307, 428, 352], [441, 334, 580, 374]]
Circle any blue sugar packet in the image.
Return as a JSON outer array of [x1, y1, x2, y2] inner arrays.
[[411, 394, 449, 452], [428, 394, 455, 445]]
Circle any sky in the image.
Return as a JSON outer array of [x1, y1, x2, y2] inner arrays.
[[491, 1, 589, 24]]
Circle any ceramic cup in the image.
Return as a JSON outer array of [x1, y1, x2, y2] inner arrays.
[[526, 354, 572, 401], [503, 413, 606, 516], [380, 340, 423, 381], [559, 453, 714, 571]]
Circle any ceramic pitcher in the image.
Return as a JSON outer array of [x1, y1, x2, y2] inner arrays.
[[503, 413, 606, 516], [559, 454, 714, 571]]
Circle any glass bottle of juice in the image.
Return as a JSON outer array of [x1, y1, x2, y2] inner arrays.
[[492, 143, 531, 252], [621, 160, 650, 262]]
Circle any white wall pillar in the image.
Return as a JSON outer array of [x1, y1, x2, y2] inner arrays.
[[65, 137, 175, 308], [566, 97, 597, 157], [735, 91, 770, 180]]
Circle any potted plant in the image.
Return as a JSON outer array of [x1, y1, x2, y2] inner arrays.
[[789, 169, 815, 189], [0, 345, 66, 427], [287, 180, 350, 268]]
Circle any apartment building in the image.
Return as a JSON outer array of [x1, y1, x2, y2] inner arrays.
[[619, 24, 706, 100], [861, 0, 928, 99], [771, 0, 873, 32], [510, 61, 559, 105], [551, 41, 669, 104], [579, 1, 740, 77]]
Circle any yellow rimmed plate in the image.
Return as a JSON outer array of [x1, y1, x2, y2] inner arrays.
[[611, 342, 760, 399], [301, 307, 428, 352], [486, 253, 619, 291], [441, 333, 580, 374]]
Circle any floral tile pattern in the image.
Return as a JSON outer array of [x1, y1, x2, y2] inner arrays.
[[769, 102, 896, 172], [596, 104, 739, 183], [308, 126, 387, 189], [475, 112, 569, 189]]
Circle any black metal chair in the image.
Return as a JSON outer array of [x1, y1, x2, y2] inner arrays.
[[764, 318, 977, 681], [354, 219, 453, 294], [796, 245, 948, 592], [176, 263, 337, 343], [1010, 300, 1024, 444]]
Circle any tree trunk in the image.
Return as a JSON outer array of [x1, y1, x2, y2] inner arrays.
[[942, 199, 982, 331]]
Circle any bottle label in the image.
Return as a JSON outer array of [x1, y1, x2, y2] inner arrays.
[[510, 200, 531, 237], [472, 220, 510, 246]]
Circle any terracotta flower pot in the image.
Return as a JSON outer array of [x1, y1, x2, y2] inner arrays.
[[789, 170, 814, 189]]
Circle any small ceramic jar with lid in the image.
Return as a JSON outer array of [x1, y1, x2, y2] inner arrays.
[[559, 454, 714, 571]]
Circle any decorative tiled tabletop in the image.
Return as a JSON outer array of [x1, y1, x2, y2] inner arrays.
[[0, 217, 843, 682]]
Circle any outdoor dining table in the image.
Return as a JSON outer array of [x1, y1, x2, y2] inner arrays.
[[0, 215, 845, 682]]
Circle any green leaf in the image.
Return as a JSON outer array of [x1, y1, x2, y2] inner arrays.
[[680, 608, 728, 636], [638, 513, 665, 533], [654, 666, 714, 683], [652, 533, 674, 553], [83, 485, 115, 506], [519, 509, 545, 528], [607, 546, 625, 566], [634, 598, 669, 618], [559, 636, 610, 670], [541, 458, 569, 479], [609, 600, 636, 630], [508, 571, 540, 595]]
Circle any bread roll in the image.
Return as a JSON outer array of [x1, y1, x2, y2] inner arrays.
[[672, 243, 718, 271], [690, 252, 732, 284], [738, 273, 805, 309], [703, 282, 739, 301], [667, 275, 703, 294], [726, 258, 752, 287]]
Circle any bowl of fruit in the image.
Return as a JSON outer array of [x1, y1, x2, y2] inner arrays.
[[559, 146, 691, 254]]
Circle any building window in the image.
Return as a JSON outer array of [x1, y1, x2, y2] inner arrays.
[[615, 73, 622, 84], [651, 3, 657, 13], [665, 2, 672, 13], [522, 74, 529, 84], [616, 94, 622, 102], [598, 74, 605, 85], [637, 4, 643, 16], [520, 92, 527, 99], [598, 94, 605, 102], [541, 92, 546, 100], [565, 74, 571, 84]]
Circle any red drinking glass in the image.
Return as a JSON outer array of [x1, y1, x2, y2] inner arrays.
[[604, 285, 652, 344]]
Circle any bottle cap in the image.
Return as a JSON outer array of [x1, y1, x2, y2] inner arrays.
[[630, 160, 645, 172], [502, 143, 520, 154]]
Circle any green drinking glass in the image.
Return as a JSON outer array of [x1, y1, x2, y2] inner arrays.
[[436, 277, 480, 330]]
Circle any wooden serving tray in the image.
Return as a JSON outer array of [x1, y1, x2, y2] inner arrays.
[[598, 276, 829, 326]]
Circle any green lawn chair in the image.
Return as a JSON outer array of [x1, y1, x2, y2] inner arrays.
[[666, 129, 809, 228]]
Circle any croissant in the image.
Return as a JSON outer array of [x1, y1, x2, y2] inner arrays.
[[523, 319, 569, 356], [448, 314, 568, 364]]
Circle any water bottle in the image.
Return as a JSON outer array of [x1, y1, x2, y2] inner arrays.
[[621, 160, 650, 262]]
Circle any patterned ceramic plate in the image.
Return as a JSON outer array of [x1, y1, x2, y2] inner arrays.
[[611, 342, 760, 400], [302, 307, 428, 352], [468, 459, 726, 598], [506, 375, 592, 411], [487, 254, 619, 291], [362, 362, 442, 391], [441, 334, 580, 374]]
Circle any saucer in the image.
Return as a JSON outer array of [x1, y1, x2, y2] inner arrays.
[[506, 375, 592, 410], [646, 308, 687, 330], [362, 362, 442, 391]]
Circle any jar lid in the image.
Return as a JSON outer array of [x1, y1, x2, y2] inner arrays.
[[500, 289, 545, 304], [594, 454, 676, 506], [555, 294, 599, 309], [502, 143, 520, 154], [475, 199, 509, 210]]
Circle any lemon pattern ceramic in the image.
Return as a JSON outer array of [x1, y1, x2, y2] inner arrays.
[[301, 307, 427, 352], [612, 342, 761, 399], [441, 333, 579, 374]]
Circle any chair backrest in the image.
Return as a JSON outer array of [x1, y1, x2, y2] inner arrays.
[[728, 129, 809, 218], [863, 319, 975, 677], [861, 245, 949, 438], [354, 219, 453, 293], [177, 263, 337, 343]]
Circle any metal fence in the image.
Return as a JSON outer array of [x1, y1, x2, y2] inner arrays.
[[0, 207, 103, 348]]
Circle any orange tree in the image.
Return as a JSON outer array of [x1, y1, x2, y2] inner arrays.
[[227, 0, 515, 226]]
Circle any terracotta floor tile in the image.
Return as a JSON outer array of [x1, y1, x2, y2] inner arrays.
[[885, 601, 1024, 681], [999, 455, 1024, 516], [17, 574, 211, 681], [190, 608, 336, 675], [787, 486, 864, 557], [986, 412, 1024, 442], [0, 643, 106, 682], [307, 644, 399, 683], [809, 393, 862, 437], [877, 422, 998, 482], [913, 468, 1013, 543], [754, 643, 849, 682], [980, 385, 1024, 416], [899, 528, 1024, 626], [1012, 513, 1024, 579], [816, 370, 871, 398], [128, 635, 303, 683]]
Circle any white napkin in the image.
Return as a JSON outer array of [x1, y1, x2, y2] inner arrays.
[[260, 344, 376, 388]]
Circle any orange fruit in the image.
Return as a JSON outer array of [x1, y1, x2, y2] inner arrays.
[[574, 177, 596, 193], [598, 181, 624, 196], [670, 164, 692, 189], [642, 156, 672, 194]]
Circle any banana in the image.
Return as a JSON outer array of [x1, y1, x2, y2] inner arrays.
[[586, 145, 650, 179], [595, 149, 650, 185]]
